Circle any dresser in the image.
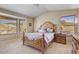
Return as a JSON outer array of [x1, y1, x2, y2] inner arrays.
[[54, 33, 66, 44], [72, 34, 79, 54]]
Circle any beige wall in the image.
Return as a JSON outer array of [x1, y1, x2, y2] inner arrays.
[[27, 18, 34, 32], [23, 9, 79, 33], [34, 9, 78, 33], [23, 18, 34, 33]]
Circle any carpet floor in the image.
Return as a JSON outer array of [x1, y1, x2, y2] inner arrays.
[[0, 34, 73, 54]]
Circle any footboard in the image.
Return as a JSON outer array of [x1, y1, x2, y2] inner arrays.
[[23, 32, 45, 53]]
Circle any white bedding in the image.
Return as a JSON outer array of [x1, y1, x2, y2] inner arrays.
[[25, 33, 43, 40], [25, 33, 54, 44], [44, 33, 54, 44]]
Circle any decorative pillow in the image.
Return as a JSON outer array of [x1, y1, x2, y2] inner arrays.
[[46, 28, 53, 33]]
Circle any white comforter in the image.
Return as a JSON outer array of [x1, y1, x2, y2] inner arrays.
[[25, 33, 54, 44], [44, 33, 54, 44], [25, 33, 43, 40]]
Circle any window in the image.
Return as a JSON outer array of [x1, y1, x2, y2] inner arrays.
[[0, 19, 16, 34], [61, 15, 75, 23], [60, 15, 77, 33]]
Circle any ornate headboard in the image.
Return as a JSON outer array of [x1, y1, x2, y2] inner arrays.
[[40, 21, 56, 32]]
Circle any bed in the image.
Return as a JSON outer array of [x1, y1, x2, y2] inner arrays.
[[22, 21, 56, 53]]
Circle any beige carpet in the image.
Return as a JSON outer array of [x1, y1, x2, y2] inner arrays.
[[0, 34, 73, 54]]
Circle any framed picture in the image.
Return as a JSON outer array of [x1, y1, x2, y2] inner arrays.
[[29, 23, 32, 26]]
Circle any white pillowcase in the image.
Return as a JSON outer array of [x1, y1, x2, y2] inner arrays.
[[37, 29, 46, 33]]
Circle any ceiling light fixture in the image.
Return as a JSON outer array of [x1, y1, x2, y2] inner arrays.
[[34, 4, 39, 6]]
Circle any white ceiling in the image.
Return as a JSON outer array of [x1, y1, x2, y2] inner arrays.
[[0, 4, 79, 17]]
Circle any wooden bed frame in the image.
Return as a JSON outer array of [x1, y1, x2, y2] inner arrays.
[[22, 21, 56, 53]]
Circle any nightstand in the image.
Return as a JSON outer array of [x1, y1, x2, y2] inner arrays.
[[54, 33, 66, 44]]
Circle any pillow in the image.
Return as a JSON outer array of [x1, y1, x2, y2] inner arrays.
[[37, 28, 46, 33], [46, 28, 53, 33]]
